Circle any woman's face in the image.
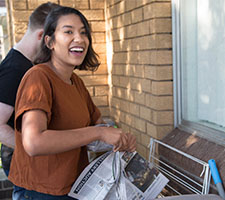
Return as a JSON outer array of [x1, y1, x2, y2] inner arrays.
[[49, 14, 89, 68]]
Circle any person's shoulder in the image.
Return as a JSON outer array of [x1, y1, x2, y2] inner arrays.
[[0, 48, 32, 71], [25, 63, 50, 76], [21, 64, 53, 86]]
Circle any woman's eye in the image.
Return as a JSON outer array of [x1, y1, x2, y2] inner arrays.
[[65, 30, 73, 34], [81, 31, 87, 35]]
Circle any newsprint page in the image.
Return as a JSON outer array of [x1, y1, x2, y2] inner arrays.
[[68, 151, 169, 200]]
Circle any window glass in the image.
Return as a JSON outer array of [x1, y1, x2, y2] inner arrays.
[[179, 0, 225, 132], [0, 1, 10, 61]]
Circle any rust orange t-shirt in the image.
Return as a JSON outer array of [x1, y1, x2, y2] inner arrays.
[[8, 63, 101, 195]]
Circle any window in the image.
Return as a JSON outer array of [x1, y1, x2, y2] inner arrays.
[[0, 0, 10, 62], [172, 0, 225, 144]]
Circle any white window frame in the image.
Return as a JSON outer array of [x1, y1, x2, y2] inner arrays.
[[172, 0, 225, 146]]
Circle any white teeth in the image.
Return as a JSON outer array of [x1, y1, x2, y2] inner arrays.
[[70, 47, 84, 52]]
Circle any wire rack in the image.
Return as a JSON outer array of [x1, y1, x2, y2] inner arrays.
[[148, 138, 211, 197]]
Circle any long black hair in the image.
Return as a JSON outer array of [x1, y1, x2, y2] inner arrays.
[[34, 6, 100, 71]]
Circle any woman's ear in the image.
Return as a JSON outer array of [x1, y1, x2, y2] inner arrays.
[[45, 35, 53, 50]]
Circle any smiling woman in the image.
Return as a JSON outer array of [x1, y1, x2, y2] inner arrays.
[[8, 6, 136, 200]]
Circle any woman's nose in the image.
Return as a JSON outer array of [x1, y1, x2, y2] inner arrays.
[[73, 33, 84, 43]]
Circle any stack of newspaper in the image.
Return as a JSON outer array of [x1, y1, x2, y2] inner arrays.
[[69, 151, 169, 200]]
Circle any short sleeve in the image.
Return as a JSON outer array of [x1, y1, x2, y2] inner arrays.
[[15, 68, 53, 132]]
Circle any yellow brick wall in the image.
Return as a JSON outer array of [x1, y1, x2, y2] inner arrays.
[[105, 0, 174, 158], [7, 0, 109, 116]]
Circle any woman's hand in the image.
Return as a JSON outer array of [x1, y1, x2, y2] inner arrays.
[[99, 127, 136, 152]]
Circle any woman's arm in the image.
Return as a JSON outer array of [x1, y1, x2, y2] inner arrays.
[[21, 109, 136, 156]]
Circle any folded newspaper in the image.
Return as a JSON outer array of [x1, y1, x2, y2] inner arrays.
[[68, 151, 169, 200]]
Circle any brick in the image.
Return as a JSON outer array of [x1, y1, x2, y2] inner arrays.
[[111, 109, 125, 123], [82, 10, 104, 21], [125, 114, 133, 126], [134, 117, 146, 132], [137, 21, 150, 36], [134, 34, 172, 50], [130, 77, 142, 90], [116, 1, 125, 15], [112, 14, 132, 28], [155, 34, 172, 49], [123, 12, 132, 26], [136, 0, 152, 7], [141, 133, 151, 147], [134, 91, 145, 105], [99, 107, 110, 116], [111, 97, 120, 109], [90, 21, 105, 32], [145, 94, 173, 110], [124, 64, 134, 76], [120, 100, 130, 112], [111, 75, 120, 86], [129, 102, 139, 116], [15, 33, 24, 43], [92, 32, 106, 43], [13, 11, 31, 22], [133, 65, 145, 78], [113, 87, 126, 99], [105, 0, 121, 7], [131, 7, 143, 23], [93, 43, 106, 54], [28, 0, 58, 9], [126, 52, 138, 64], [112, 41, 121, 52], [92, 96, 108, 106], [150, 18, 172, 34], [147, 123, 173, 139], [94, 64, 108, 75], [14, 22, 27, 34], [98, 53, 106, 64], [131, 36, 151, 51], [120, 76, 130, 88], [125, 24, 138, 38], [125, 0, 136, 11], [140, 79, 152, 93], [95, 86, 109, 96], [111, 28, 126, 41], [106, 4, 117, 18], [144, 66, 173, 80], [152, 110, 174, 125], [120, 123, 130, 133], [151, 81, 173, 95], [113, 64, 124, 75], [13, 0, 27, 10], [60, 0, 89, 9], [90, 0, 105, 9], [137, 51, 151, 65], [75, 70, 93, 76], [81, 75, 108, 86], [125, 89, 135, 101], [143, 2, 171, 19], [140, 106, 152, 121], [130, 128, 141, 143], [148, 50, 172, 65], [27, 0, 39, 9], [137, 144, 148, 159]]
